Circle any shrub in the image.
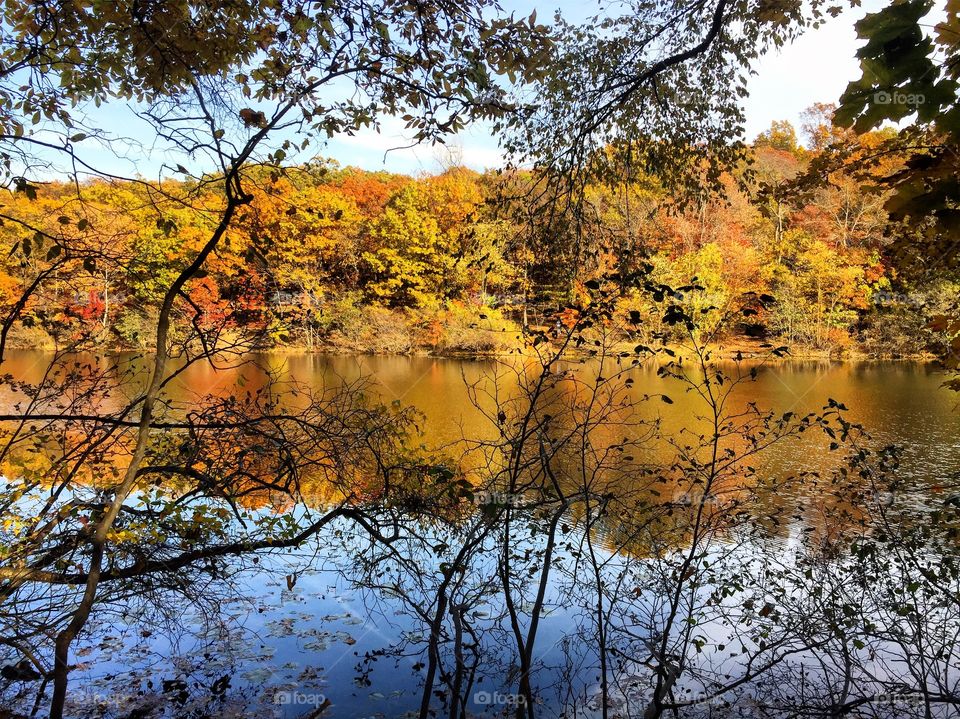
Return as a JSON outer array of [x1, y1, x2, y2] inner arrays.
[[114, 309, 156, 349], [428, 301, 519, 355], [5, 321, 55, 349]]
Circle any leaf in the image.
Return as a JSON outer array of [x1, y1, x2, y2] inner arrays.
[[239, 108, 267, 127]]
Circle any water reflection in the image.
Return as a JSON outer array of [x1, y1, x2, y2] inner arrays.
[[1, 350, 959, 718]]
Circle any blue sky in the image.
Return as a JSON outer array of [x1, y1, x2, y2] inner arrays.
[[71, 0, 885, 179], [321, 0, 886, 174]]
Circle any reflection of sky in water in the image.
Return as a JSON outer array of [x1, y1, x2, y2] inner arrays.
[[2, 354, 959, 716], [57, 518, 596, 718], [54, 513, 960, 718]]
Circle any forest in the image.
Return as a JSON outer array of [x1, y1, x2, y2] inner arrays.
[[3, 108, 956, 358], [0, 0, 959, 718]]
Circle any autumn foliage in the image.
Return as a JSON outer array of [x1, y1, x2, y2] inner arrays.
[[0, 117, 955, 358]]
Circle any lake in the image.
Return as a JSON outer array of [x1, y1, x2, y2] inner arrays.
[[2, 351, 959, 718]]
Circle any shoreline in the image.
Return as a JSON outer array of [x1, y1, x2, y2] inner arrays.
[[2, 339, 942, 364]]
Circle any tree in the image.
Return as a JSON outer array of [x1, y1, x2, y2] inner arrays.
[[800, 102, 853, 151], [755, 119, 802, 154], [361, 184, 452, 308], [834, 0, 960, 264], [0, 3, 551, 717], [498, 0, 837, 255], [832, 0, 960, 371]]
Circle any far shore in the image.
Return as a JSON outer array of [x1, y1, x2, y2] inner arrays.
[[2, 336, 941, 364]]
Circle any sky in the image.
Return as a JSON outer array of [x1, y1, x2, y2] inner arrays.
[[317, 0, 886, 175], [69, 0, 886, 179]]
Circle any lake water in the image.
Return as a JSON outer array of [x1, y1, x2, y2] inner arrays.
[[2, 352, 960, 718]]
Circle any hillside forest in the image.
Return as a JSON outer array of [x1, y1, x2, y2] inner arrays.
[[3, 105, 956, 358]]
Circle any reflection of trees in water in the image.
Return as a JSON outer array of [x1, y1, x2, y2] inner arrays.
[[2, 293, 960, 718], [321, 309, 960, 719], [0, 340, 425, 718]]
